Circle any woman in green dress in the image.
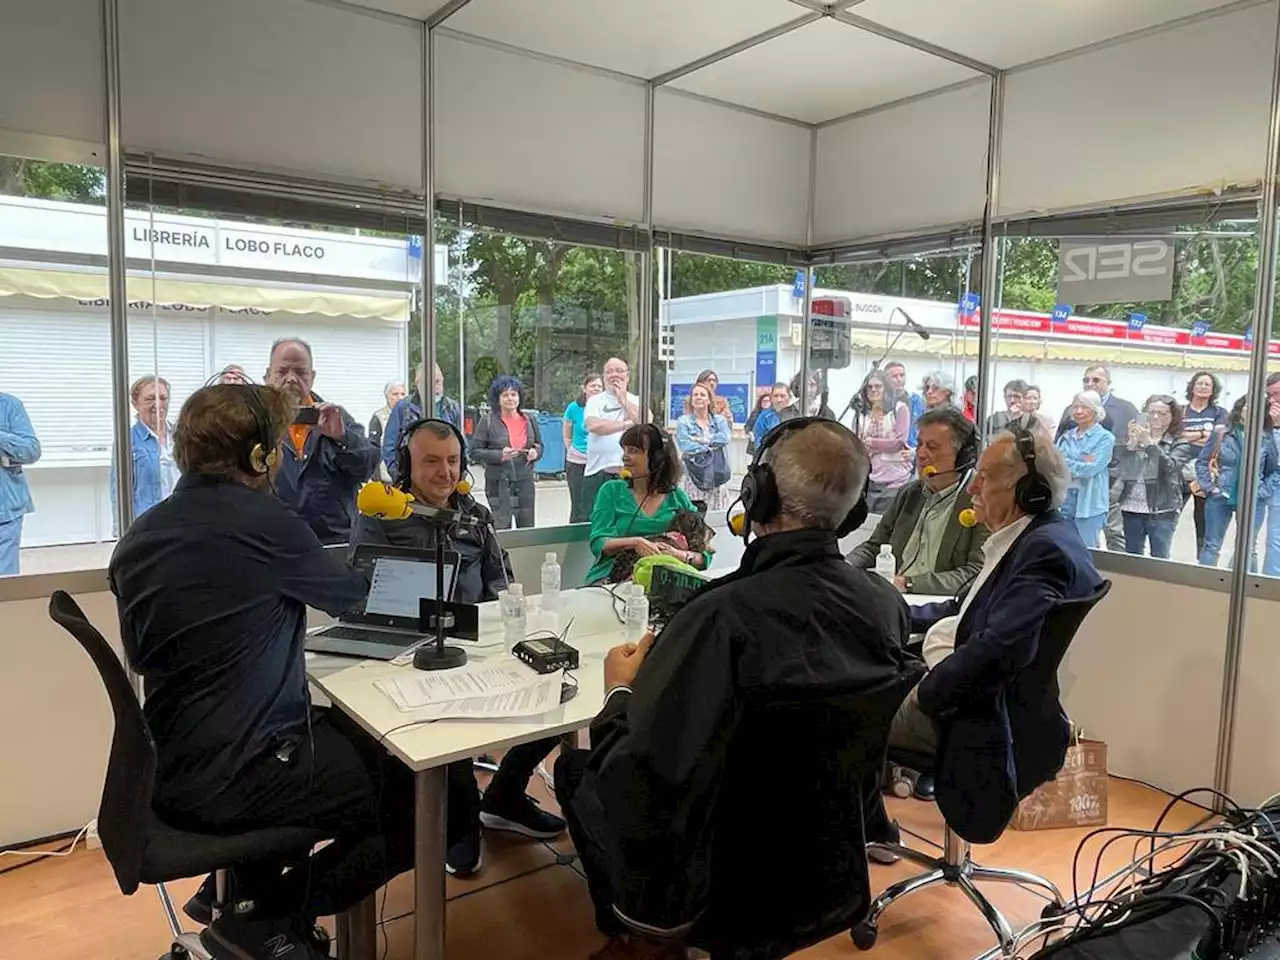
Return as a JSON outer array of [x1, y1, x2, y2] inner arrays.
[[585, 423, 711, 584]]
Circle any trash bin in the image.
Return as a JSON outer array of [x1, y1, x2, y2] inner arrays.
[[535, 411, 565, 478]]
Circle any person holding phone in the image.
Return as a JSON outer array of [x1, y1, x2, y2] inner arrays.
[[471, 375, 542, 529], [265, 338, 379, 544], [1119, 396, 1195, 559]]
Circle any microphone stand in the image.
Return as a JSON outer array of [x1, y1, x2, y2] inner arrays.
[[413, 519, 467, 671], [837, 319, 914, 423]]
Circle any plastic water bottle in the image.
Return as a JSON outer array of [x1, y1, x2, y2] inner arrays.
[[875, 545, 897, 583], [504, 583, 527, 653], [624, 582, 649, 643], [541, 552, 561, 612]]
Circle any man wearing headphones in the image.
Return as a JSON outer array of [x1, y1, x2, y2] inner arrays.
[[553, 419, 920, 956], [865, 420, 1102, 856], [109, 385, 409, 960], [848, 406, 989, 596], [350, 418, 564, 876]]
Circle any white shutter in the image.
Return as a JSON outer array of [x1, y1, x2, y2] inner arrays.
[[211, 311, 407, 429], [127, 312, 209, 421]]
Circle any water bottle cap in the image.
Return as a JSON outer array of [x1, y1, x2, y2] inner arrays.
[[546, 552, 557, 562], [880, 544, 894, 554], [510, 583, 523, 596]]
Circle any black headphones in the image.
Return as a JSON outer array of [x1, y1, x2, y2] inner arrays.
[[396, 417, 469, 492], [731, 416, 869, 541], [237, 385, 278, 477], [1010, 418, 1052, 515], [625, 423, 669, 485]]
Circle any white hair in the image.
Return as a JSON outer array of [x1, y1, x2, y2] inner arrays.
[[1072, 390, 1106, 422], [922, 370, 955, 393], [762, 421, 870, 530], [995, 424, 1070, 510]]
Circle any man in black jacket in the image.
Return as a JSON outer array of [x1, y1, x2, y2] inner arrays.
[[554, 420, 920, 958], [110, 384, 401, 960], [350, 419, 563, 876]]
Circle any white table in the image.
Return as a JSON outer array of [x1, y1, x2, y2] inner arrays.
[[309, 587, 629, 960]]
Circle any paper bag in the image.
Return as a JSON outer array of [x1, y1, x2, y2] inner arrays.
[[1009, 738, 1108, 831]]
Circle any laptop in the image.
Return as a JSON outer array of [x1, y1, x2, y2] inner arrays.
[[306, 544, 461, 660]]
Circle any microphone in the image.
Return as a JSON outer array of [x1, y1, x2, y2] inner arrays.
[[958, 508, 977, 528], [619, 468, 632, 480], [356, 482, 481, 528], [893, 306, 931, 341], [921, 461, 975, 479]]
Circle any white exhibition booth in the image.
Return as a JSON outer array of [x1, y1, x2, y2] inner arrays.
[[4, 0, 1280, 866]]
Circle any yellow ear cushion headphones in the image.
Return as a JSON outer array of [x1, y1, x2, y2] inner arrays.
[[239, 386, 279, 477]]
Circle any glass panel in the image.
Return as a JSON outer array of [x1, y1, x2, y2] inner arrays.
[[125, 171, 418, 545], [451, 220, 642, 529], [990, 212, 1264, 567], [0, 155, 112, 576]]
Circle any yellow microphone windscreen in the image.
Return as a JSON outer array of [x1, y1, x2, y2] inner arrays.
[[356, 481, 414, 520], [922, 465, 938, 477], [455, 477, 473, 495], [958, 508, 977, 528], [619, 468, 632, 480]]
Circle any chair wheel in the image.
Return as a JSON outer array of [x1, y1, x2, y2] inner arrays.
[[851, 922, 878, 950]]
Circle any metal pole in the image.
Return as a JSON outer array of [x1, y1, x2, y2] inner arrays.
[[975, 73, 1005, 434], [103, 0, 133, 541], [1212, 1, 1280, 798], [637, 82, 655, 420], [799, 126, 817, 414], [421, 24, 437, 417]]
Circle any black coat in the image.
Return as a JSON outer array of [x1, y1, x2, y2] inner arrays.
[[572, 528, 922, 956], [470, 410, 542, 488]]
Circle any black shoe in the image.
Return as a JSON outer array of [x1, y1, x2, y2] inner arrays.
[[866, 819, 902, 866], [445, 828, 482, 877], [913, 774, 936, 801], [480, 792, 566, 840], [184, 874, 216, 926], [201, 914, 329, 960]]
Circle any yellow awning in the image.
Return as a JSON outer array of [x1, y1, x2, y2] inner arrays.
[[847, 329, 1256, 372], [0, 266, 409, 323]]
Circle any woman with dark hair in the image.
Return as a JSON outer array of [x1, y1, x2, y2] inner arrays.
[[1195, 395, 1279, 570], [695, 369, 734, 424], [1118, 395, 1194, 559], [585, 423, 709, 583], [744, 389, 772, 457], [471, 375, 542, 529], [1180, 371, 1228, 554], [854, 370, 911, 513], [563, 372, 603, 523]]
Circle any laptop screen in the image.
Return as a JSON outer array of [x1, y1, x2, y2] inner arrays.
[[365, 555, 458, 618]]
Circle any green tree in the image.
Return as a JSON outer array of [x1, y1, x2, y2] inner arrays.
[[0, 158, 105, 203]]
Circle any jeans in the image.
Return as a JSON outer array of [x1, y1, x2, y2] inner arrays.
[[1199, 496, 1266, 571], [0, 515, 21, 576], [1121, 511, 1177, 559], [1260, 492, 1280, 577], [566, 460, 588, 523], [1073, 513, 1106, 548]]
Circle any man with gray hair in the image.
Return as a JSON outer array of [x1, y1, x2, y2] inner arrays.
[[554, 419, 921, 956], [866, 419, 1102, 859]]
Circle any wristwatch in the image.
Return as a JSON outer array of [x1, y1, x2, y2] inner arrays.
[[903, 577, 914, 593]]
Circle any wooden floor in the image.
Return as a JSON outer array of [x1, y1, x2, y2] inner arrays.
[[0, 776, 1205, 960]]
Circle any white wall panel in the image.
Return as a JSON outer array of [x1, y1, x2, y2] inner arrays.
[[814, 81, 991, 245], [999, 2, 1276, 218], [435, 35, 646, 223], [1062, 571, 1228, 794], [653, 91, 810, 246], [119, 0, 423, 190], [1227, 596, 1280, 807], [0, 0, 103, 149]]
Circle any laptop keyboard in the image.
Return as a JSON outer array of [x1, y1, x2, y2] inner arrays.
[[316, 624, 411, 643]]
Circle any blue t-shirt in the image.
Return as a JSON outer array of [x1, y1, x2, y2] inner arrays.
[[563, 401, 589, 455], [1182, 403, 1226, 452]]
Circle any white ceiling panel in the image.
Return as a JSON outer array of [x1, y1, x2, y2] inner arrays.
[[854, 0, 1246, 69], [447, 0, 801, 79], [669, 18, 978, 124], [338, 0, 452, 19]]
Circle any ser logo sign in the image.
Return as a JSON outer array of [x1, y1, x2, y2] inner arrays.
[[1058, 239, 1174, 305]]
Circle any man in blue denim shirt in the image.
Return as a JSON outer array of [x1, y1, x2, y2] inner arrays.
[[381, 362, 463, 481], [110, 375, 177, 524], [0, 392, 40, 575]]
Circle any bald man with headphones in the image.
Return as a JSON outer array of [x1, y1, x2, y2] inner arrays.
[[350, 418, 565, 876]]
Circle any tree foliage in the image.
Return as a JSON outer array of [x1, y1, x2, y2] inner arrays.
[[0, 158, 105, 203]]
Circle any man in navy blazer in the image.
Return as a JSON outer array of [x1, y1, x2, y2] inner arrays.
[[869, 421, 1103, 848]]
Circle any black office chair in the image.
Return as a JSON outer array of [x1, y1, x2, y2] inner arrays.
[[686, 667, 923, 960], [48, 591, 329, 960], [853, 581, 1111, 957]]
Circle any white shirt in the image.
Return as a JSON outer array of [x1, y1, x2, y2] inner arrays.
[[148, 424, 180, 499], [920, 515, 1033, 670], [584, 389, 639, 477]]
